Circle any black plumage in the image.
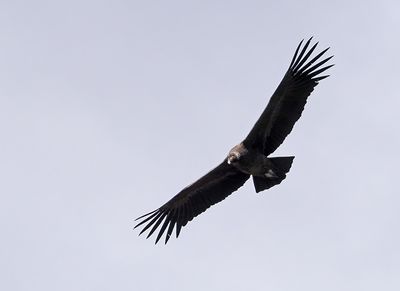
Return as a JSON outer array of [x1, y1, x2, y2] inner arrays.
[[135, 37, 333, 244]]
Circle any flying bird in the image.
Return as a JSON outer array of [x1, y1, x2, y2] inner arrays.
[[135, 37, 333, 244]]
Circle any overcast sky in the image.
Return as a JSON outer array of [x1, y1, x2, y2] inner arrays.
[[1, 1, 399, 290]]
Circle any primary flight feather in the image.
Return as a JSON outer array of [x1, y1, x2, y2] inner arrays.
[[135, 37, 334, 244]]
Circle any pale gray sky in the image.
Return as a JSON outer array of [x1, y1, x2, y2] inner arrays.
[[1, 1, 399, 290]]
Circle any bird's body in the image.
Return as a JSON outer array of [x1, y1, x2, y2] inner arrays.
[[228, 143, 273, 176], [135, 37, 334, 244]]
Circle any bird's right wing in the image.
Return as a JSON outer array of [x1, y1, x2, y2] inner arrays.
[[134, 160, 250, 244]]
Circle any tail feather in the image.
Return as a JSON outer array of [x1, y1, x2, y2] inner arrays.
[[270, 156, 295, 174], [253, 156, 295, 193]]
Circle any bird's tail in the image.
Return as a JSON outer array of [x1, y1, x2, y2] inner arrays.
[[252, 156, 295, 193]]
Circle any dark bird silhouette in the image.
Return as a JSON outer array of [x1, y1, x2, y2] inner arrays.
[[135, 37, 334, 244]]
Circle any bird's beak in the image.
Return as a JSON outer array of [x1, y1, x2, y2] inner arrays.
[[227, 155, 236, 164]]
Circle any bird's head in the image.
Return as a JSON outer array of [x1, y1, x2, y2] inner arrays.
[[227, 152, 240, 165]]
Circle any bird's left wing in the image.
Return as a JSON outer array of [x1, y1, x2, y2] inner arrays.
[[244, 38, 333, 156], [134, 160, 250, 244]]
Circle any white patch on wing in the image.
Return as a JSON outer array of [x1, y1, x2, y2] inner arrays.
[[265, 169, 278, 178]]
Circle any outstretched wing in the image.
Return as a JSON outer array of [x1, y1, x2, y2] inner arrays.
[[134, 160, 250, 244], [244, 37, 334, 156]]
